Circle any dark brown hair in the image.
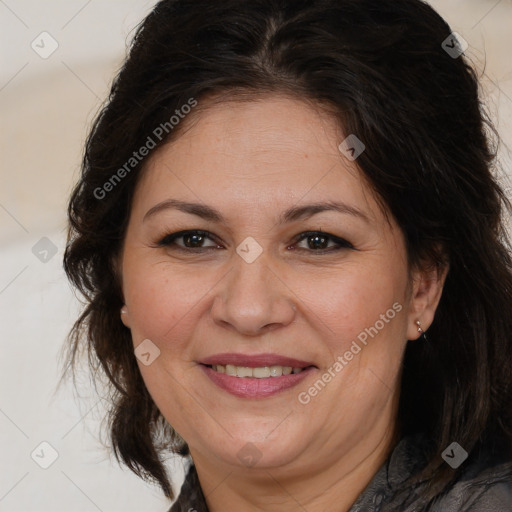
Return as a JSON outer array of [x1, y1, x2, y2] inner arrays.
[[63, 0, 512, 505]]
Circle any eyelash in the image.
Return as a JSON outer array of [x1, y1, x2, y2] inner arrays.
[[156, 230, 355, 254]]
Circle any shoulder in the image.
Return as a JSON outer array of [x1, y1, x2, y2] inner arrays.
[[429, 459, 512, 511], [375, 435, 512, 512]]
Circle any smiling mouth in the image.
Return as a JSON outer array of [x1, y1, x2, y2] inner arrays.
[[205, 364, 313, 378]]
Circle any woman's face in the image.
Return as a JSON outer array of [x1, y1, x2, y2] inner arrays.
[[120, 96, 439, 475]]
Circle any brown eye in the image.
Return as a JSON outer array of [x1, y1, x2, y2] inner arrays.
[[293, 231, 354, 252], [157, 230, 221, 250]]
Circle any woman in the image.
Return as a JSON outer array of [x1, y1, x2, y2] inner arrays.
[[63, 0, 512, 510]]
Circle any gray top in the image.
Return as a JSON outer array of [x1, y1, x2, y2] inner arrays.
[[169, 435, 512, 511]]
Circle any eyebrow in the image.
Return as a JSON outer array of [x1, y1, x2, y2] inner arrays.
[[143, 199, 370, 224]]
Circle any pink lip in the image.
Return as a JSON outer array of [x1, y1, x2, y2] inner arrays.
[[199, 364, 316, 399], [199, 352, 315, 368]]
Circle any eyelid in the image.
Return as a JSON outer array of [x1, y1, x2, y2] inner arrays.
[[157, 230, 220, 247], [156, 229, 355, 253], [293, 231, 355, 250]]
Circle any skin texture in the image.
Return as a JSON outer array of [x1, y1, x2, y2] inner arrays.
[[119, 96, 447, 511]]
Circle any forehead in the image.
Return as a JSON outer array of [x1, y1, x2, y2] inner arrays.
[[132, 95, 382, 224], [177, 95, 341, 153]]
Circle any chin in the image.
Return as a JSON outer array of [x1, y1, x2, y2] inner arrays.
[[207, 427, 306, 470]]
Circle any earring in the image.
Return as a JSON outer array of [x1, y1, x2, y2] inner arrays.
[[415, 320, 428, 341], [120, 306, 131, 328]]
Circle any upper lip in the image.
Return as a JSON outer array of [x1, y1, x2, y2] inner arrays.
[[199, 353, 316, 369]]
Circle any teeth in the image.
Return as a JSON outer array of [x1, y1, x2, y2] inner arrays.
[[270, 365, 282, 377], [211, 364, 302, 378], [253, 366, 271, 378], [224, 364, 236, 376], [236, 366, 253, 378]]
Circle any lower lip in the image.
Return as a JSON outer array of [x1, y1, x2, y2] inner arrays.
[[200, 365, 316, 398]]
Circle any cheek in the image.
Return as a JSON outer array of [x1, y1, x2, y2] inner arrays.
[[122, 259, 216, 348], [122, 244, 409, 361], [298, 261, 407, 347]]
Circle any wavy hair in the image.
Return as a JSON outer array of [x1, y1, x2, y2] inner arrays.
[[63, 0, 512, 504]]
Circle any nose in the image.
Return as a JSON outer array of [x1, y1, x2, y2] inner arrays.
[[210, 251, 297, 337]]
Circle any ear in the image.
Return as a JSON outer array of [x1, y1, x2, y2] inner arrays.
[[112, 255, 131, 328], [406, 262, 449, 340], [120, 305, 132, 328]]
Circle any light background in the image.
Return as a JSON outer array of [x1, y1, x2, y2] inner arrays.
[[1, 1, 511, 511]]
